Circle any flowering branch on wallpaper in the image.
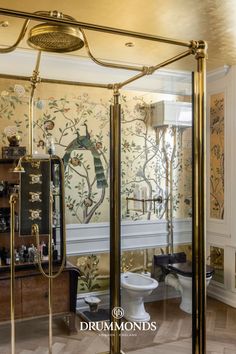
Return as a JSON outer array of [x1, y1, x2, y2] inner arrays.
[[120, 96, 192, 221], [0, 84, 29, 144], [210, 94, 224, 220], [77, 254, 101, 292], [37, 95, 109, 224]]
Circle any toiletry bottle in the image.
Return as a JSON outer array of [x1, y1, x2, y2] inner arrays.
[[42, 242, 48, 261], [19, 246, 24, 263], [40, 241, 45, 259], [23, 246, 28, 263], [6, 250, 10, 265], [15, 249, 20, 264], [46, 135, 55, 155], [2, 247, 7, 265]]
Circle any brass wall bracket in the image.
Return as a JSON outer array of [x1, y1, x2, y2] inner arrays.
[[126, 196, 163, 215]]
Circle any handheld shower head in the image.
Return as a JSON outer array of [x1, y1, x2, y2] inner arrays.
[[27, 11, 84, 53]]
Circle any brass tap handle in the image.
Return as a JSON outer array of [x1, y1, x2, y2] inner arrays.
[[31, 223, 39, 235]]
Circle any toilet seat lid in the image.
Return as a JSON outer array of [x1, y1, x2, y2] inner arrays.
[[168, 261, 214, 277]]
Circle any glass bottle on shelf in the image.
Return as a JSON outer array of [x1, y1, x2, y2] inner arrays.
[[45, 135, 55, 155]]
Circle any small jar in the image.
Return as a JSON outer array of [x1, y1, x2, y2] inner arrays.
[[84, 296, 101, 312]]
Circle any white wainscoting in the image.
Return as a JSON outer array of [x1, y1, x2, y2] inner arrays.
[[65, 218, 192, 256]]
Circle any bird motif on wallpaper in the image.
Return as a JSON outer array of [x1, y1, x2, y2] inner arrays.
[[63, 123, 108, 189]]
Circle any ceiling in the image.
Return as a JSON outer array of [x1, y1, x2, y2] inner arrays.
[[0, 0, 235, 72]]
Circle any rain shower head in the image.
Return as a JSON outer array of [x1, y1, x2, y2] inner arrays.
[[27, 11, 84, 53]]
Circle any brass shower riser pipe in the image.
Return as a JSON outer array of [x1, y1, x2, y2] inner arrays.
[[29, 51, 41, 156], [0, 8, 192, 48], [10, 193, 18, 354], [193, 54, 207, 354], [110, 90, 121, 354]]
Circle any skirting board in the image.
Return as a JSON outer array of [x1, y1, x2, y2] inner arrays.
[[208, 283, 236, 308]]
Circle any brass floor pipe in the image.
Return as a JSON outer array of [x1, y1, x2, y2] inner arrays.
[[197, 48, 207, 354], [110, 89, 121, 354], [192, 42, 207, 354], [48, 193, 53, 354], [9, 193, 18, 354]]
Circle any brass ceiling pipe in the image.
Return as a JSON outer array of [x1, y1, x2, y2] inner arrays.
[[80, 28, 144, 72], [0, 7, 192, 48], [0, 10, 86, 54], [117, 49, 192, 89], [0, 18, 30, 53]]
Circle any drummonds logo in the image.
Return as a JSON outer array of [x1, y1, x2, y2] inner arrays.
[[79, 307, 157, 332]]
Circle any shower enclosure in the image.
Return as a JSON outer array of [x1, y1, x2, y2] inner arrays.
[[0, 7, 206, 354]]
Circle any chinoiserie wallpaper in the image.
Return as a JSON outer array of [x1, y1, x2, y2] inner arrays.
[[0, 77, 192, 224], [210, 92, 224, 220]]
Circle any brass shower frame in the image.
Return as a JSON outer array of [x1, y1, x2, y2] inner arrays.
[[9, 193, 18, 354], [0, 7, 206, 354]]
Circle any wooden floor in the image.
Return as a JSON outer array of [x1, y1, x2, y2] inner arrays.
[[0, 297, 235, 354]]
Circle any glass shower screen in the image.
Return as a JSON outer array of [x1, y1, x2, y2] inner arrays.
[[120, 74, 193, 354]]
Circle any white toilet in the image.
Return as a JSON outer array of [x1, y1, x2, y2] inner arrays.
[[121, 272, 158, 322], [165, 262, 214, 314]]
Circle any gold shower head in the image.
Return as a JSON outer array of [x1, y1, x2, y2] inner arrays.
[[27, 11, 84, 53]]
